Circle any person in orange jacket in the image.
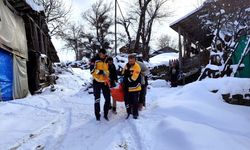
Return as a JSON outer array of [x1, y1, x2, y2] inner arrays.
[[123, 54, 141, 119], [90, 49, 110, 121]]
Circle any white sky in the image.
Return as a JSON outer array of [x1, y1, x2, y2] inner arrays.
[[55, 0, 204, 61]]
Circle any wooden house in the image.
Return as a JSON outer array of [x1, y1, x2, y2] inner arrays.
[[170, 5, 211, 83], [2, 0, 59, 96]]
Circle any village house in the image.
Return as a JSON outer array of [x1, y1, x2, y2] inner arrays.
[[0, 0, 59, 101], [119, 40, 144, 54], [150, 46, 178, 57]]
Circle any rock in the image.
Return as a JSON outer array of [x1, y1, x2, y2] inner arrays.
[[150, 65, 170, 80], [222, 93, 230, 102], [232, 94, 244, 100], [211, 90, 219, 93]]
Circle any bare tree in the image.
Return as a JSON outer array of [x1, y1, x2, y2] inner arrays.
[[142, 0, 171, 60], [61, 23, 85, 61], [123, 0, 170, 60], [82, 0, 113, 53], [157, 34, 178, 49], [133, 0, 152, 56], [80, 33, 105, 57], [37, 0, 71, 37], [117, 17, 133, 51]]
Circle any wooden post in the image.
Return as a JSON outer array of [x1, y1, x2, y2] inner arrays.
[[178, 27, 183, 71], [40, 32, 45, 54], [183, 33, 187, 58], [33, 24, 39, 52], [44, 36, 48, 55], [178, 27, 186, 85], [197, 43, 201, 67]]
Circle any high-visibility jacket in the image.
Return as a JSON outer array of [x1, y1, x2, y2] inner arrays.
[[90, 56, 109, 83], [123, 62, 141, 92]]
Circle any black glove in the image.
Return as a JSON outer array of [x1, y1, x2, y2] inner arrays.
[[124, 69, 130, 77], [98, 70, 104, 75]]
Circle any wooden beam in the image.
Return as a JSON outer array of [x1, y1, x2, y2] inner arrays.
[[178, 26, 183, 70], [0, 43, 27, 59], [27, 18, 36, 52], [183, 33, 187, 57], [3, 0, 20, 15], [44, 36, 48, 55], [11, 2, 26, 9], [25, 15, 48, 36], [40, 30, 45, 53], [25, 15, 51, 55], [33, 24, 39, 52]]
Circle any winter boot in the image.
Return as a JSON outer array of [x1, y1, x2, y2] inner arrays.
[[104, 115, 109, 121], [133, 115, 138, 119], [138, 103, 143, 111], [112, 107, 117, 114], [126, 113, 130, 119], [96, 114, 101, 121]]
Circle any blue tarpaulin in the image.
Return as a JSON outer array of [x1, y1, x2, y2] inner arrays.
[[0, 48, 13, 101]]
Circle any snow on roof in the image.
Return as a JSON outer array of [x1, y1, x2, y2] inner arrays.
[[41, 54, 47, 58], [149, 53, 179, 67], [26, 0, 44, 12], [170, 4, 204, 27]]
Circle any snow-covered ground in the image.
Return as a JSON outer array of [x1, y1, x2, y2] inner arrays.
[[149, 53, 179, 67], [0, 68, 250, 150]]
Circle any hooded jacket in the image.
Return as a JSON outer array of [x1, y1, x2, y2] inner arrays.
[[90, 55, 109, 83]]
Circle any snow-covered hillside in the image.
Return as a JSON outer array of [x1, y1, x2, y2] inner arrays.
[[0, 68, 250, 150]]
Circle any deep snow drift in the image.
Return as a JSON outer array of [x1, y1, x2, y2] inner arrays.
[[0, 68, 250, 150]]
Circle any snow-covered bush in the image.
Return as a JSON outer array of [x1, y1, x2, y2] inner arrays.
[[198, 0, 250, 80]]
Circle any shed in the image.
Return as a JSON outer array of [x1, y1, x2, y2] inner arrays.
[[6, 0, 60, 94], [0, 0, 29, 101]]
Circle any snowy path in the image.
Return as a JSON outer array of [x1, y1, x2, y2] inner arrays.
[[1, 69, 250, 150]]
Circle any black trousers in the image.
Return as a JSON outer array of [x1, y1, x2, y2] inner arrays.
[[124, 91, 140, 117], [93, 80, 111, 119], [139, 84, 147, 107]]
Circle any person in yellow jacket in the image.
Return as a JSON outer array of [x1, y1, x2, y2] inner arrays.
[[90, 49, 110, 121], [123, 54, 141, 119]]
